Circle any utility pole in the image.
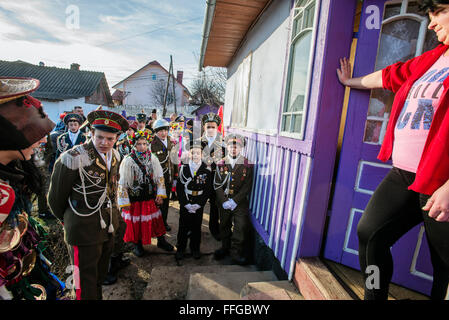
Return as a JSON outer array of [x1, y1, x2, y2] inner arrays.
[[162, 55, 177, 117]]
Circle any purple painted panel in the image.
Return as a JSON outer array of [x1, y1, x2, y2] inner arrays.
[[357, 163, 391, 193], [415, 235, 433, 276], [298, 0, 358, 258], [345, 210, 363, 254]]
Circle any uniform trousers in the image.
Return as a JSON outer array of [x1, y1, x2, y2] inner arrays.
[[177, 207, 204, 252], [66, 235, 114, 300], [218, 205, 251, 259]]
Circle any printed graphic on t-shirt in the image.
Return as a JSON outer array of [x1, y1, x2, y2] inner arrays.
[[392, 56, 449, 173]]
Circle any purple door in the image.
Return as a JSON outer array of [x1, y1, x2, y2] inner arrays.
[[323, 0, 439, 295]]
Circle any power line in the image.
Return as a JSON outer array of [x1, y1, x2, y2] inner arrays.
[[97, 16, 203, 47]]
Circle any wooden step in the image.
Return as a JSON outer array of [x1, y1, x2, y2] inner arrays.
[[293, 257, 353, 300], [186, 271, 277, 300], [240, 280, 304, 300], [324, 260, 430, 300]]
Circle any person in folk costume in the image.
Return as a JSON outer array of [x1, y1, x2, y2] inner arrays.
[[213, 134, 254, 265], [118, 130, 174, 257], [55, 113, 87, 159], [150, 119, 179, 232], [201, 112, 226, 241], [135, 110, 153, 136], [0, 77, 64, 300], [48, 109, 128, 300], [175, 139, 212, 261], [116, 120, 137, 158]]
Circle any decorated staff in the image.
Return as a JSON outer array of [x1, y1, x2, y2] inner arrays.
[[213, 134, 254, 265], [55, 113, 87, 159], [0, 77, 63, 300], [150, 119, 179, 231], [48, 109, 128, 300], [201, 112, 226, 241], [175, 139, 212, 262], [118, 129, 173, 258]]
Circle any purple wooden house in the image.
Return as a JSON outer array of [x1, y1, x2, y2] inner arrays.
[[199, 0, 438, 296]]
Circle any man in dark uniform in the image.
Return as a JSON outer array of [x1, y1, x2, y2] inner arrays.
[[175, 139, 212, 261], [213, 133, 254, 265], [150, 119, 179, 231], [48, 110, 129, 300], [55, 113, 87, 159], [201, 113, 226, 241]]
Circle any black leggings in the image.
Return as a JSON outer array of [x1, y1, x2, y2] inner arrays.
[[357, 167, 449, 300]]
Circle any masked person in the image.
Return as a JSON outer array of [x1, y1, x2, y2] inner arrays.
[[213, 134, 254, 265], [175, 139, 212, 261], [48, 109, 128, 300], [201, 113, 226, 241], [118, 130, 174, 257], [55, 113, 87, 159], [150, 119, 179, 232], [0, 77, 64, 300]]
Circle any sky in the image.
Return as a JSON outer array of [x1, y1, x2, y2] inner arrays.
[[0, 0, 207, 91]]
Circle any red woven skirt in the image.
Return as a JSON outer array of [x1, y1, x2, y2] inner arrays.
[[121, 200, 166, 245]]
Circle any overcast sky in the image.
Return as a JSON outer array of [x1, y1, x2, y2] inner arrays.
[[0, 0, 207, 91]]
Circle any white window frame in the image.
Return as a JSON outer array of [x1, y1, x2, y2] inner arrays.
[[364, 0, 429, 145], [280, 0, 319, 140]]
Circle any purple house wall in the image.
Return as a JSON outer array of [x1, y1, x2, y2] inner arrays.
[[223, 0, 357, 280]]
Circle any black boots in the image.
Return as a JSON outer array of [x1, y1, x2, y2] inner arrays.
[[103, 254, 131, 286], [157, 236, 174, 251], [133, 241, 145, 257]]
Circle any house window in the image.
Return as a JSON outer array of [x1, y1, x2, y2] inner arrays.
[[281, 0, 317, 138], [152, 74, 157, 80], [231, 52, 252, 128]]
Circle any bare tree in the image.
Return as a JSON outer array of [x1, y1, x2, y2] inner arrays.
[[189, 67, 226, 106], [151, 80, 174, 111]]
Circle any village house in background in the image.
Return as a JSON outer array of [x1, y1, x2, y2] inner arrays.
[[112, 60, 192, 117], [0, 60, 113, 123], [200, 0, 438, 297]]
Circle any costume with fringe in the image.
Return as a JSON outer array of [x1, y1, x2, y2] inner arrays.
[[118, 149, 167, 244]]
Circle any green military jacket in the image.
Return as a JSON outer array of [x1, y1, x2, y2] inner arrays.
[[48, 140, 121, 246], [213, 155, 254, 210]]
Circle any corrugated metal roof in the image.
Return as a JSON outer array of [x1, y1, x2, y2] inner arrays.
[[0, 60, 111, 101]]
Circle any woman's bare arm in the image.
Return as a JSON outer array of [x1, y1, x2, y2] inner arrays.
[[337, 57, 383, 89]]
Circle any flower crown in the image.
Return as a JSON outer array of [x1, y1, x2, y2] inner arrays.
[[130, 130, 153, 146]]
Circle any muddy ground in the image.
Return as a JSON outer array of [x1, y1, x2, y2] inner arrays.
[[36, 200, 226, 300]]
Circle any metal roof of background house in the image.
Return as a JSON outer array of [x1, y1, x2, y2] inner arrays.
[[0, 60, 112, 103]]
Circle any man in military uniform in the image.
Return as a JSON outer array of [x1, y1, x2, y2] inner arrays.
[[201, 113, 226, 241], [55, 113, 87, 159], [150, 119, 179, 231], [175, 139, 212, 261], [213, 134, 254, 265], [136, 110, 153, 135], [48, 110, 129, 300]]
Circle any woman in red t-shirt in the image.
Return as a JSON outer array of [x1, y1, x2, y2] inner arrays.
[[337, 1, 449, 300]]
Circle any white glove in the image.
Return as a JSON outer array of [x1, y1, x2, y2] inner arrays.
[[222, 200, 232, 210], [191, 204, 201, 211], [185, 204, 193, 212], [228, 199, 237, 211]]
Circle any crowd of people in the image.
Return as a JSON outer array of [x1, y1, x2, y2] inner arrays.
[[0, 79, 254, 300]]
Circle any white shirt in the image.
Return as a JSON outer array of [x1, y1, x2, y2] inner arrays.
[[189, 160, 201, 177], [68, 130, 80, 146], [158, 136, 168, 148], [94, 145, 112, 171], [227, 155, 241, 169], [206, 134, 217, 148]]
